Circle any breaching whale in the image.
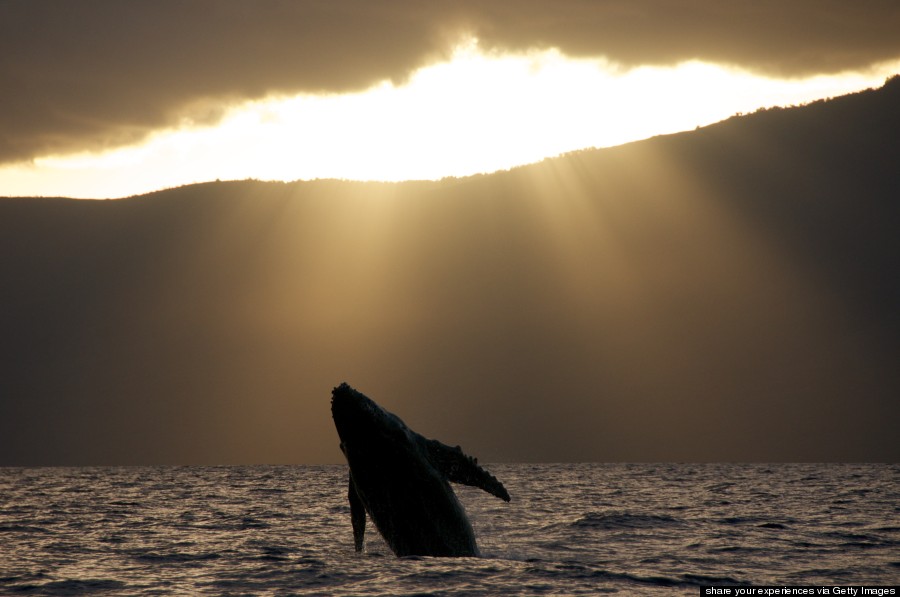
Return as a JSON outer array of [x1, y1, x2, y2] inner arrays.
[[330, 383, 510, 557]]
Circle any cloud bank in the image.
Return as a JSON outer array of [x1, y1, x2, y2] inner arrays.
[[2, 0, 899, 165]]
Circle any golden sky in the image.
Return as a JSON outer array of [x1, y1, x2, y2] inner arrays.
[[2, 1, 900, 198]]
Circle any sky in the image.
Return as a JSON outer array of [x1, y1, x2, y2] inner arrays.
[[2, 1, 900, 198], [1, 2, 899, 466]]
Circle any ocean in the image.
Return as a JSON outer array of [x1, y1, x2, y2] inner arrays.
[[1, 463, 897, 595]]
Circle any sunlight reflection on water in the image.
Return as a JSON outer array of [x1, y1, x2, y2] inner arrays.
[[1, 463, 897, 595]]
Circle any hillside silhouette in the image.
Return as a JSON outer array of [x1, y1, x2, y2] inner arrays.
[[1, 78, 898, 465]]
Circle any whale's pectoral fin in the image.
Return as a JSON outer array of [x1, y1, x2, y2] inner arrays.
[[348, 474, 366, 551], [426, 439, 511, 502]]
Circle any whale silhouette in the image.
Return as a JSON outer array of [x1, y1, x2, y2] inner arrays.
[[331, 383, 510, 557]]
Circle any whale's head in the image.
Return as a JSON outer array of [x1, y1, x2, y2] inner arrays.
[[331, 383, 413, 459]]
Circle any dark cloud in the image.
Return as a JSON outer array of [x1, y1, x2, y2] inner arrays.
[[0, 1, 446, 164], [2, 1, 899, 164], [468, 0, 900, 73]]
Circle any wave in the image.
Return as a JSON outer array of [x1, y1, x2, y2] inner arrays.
[[0, 524, 52, 534], [522, 563, 750, 589], [12, 578, 128, 595], [570, 511, 683, 530], [818, 530, 900, 549], [132, 550, 221, 564], [716, 516, 795, 526]]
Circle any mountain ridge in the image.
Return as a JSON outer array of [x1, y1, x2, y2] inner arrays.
[[8, 76, 898, 203]]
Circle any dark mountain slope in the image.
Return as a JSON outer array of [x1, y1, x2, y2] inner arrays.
[[1, 79, 897, 464]]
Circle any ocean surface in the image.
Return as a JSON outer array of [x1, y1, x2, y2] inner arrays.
[[1, 463, 897, 595]]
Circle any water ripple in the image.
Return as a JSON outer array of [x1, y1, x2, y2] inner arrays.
[[0, 463, 897, 595]]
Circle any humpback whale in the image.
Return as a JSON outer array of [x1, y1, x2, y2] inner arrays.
[[331, 383, 510, 557]]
